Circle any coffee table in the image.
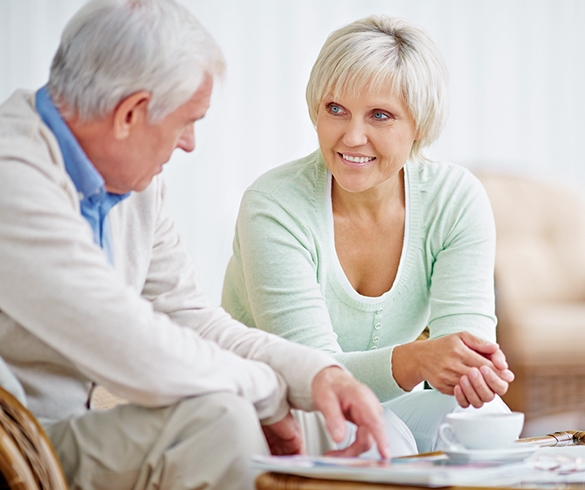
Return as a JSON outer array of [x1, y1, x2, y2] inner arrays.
[[255, 471, 585, 489], [255, 443, 585, 490]]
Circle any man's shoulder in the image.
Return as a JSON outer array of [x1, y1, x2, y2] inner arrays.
[[0, 89, 39, 128], [0, 90, 59, 162]]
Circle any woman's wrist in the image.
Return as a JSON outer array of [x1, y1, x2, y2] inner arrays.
[[391, 342, 425, 391]]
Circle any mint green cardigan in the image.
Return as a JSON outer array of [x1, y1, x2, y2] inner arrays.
[[222, 150, 497, 402]]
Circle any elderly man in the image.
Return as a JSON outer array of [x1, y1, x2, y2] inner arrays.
[[0, 0, 391, 489]]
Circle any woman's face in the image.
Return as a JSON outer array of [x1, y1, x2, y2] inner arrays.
[[316, 87, 417, 196]]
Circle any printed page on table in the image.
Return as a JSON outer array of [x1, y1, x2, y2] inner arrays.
[[250, 454, 530, 487]]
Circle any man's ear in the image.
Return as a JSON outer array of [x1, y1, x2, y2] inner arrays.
[[113, 91, 152, 140]]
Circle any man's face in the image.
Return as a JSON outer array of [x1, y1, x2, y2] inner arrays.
[[106, 74, 213, 194]]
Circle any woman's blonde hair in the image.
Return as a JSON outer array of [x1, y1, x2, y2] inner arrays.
[[306, 15, 448, 161]]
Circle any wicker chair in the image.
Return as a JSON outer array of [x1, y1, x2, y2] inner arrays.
[[0, 377, 126, 490], [476, 171, 585, 422], [0, 387, 67, 490], [0, 349, 128, 489], [0, 380, 126, 489]]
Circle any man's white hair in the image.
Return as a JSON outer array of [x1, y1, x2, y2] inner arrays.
[[47, 0, 225, 122], [306, 15, 448, 161]]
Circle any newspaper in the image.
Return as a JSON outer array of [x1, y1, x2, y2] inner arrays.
[[251, 454, 527, 487], [252, 447, 585, 488]]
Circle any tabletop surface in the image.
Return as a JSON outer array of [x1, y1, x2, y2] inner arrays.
[[255, 446, 585, 490], [256, 471, 585, 490]]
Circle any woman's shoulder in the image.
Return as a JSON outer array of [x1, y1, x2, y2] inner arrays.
[[410, 159, 479, 185], [236, 150, 328, 240], [408, 159, 486, 202], [245, 149, 328, 203], [407, 160, 494, 243]]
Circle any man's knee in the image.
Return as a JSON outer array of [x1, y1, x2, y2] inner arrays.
[[177, 392, 267, 450], [165, 393, 268, 489], [47, 393, 270, 490]]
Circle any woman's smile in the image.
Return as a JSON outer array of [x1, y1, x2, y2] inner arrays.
[[338, 152, 376, 166], [317, 88, 417, 196]]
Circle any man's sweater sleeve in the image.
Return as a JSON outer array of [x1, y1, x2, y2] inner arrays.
[[0, 153, 337, 421], [139, 177, 341, 416]]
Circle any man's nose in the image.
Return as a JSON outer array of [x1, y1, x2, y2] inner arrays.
[[177, 127, 195, 152]]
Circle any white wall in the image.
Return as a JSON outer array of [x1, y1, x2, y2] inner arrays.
[[2, 0, 585, 304]]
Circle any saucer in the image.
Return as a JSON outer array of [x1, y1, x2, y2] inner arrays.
[[444, 444, 539, 465]]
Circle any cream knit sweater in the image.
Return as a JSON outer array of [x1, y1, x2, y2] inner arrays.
[[0, 90, 338, 424]]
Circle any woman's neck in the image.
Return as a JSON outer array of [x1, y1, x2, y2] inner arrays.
[[331, 168, 405, 222]]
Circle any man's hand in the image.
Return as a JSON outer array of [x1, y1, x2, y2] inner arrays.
[[311, 366, 390, 459], [262, 412, 306, 456]]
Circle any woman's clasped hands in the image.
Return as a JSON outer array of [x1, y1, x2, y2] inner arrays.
[[393, 332, 515, 409]]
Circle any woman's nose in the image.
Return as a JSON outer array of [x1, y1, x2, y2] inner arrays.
[[341, 120, 368, 147]]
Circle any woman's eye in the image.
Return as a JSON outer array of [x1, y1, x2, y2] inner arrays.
[[328, 103, 343, 115], [373, 111, 390, 120]]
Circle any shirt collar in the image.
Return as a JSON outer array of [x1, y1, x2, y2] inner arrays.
[[35, 86, 129, 203]]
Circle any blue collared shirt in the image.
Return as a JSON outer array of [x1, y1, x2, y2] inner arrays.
[[35, 87, 129, 265]]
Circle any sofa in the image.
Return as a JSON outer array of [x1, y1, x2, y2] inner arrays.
[[476, 171, 585, 421]]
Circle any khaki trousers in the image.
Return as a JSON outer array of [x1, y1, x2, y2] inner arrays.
[[44, 392, 270, 490]]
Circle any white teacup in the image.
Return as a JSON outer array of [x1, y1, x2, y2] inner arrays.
[[438, 412, 524, 451]]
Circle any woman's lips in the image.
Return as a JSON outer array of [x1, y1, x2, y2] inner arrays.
[[338, 152, 376, 166]]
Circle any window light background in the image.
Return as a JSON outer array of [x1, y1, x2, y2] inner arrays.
[[1, 0, 584, 304]]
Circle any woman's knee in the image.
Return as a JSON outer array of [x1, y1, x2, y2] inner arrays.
[[383, 390, 459, 453], [462, 395, 510, 414]]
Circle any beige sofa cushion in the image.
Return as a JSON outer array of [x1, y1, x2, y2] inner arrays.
[[477, 172, 585, 303], [507, 302, 585, 365]]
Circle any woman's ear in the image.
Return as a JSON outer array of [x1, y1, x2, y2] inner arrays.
[[112, 91, 152, 139]]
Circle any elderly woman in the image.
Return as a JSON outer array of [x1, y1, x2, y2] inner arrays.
[[222, 15, 514, 454]]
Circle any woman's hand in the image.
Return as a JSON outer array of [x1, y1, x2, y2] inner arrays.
[[453, 333, 515, 408], [392, 332, 514, 408]]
